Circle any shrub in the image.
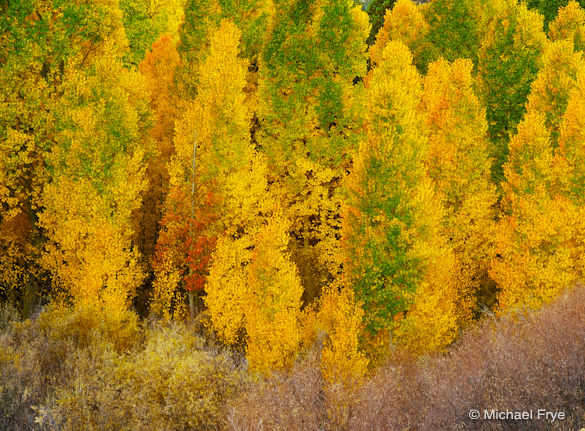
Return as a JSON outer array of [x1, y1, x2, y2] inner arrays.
[[349, 285, 585, 430], [35, 322, 246, 431]]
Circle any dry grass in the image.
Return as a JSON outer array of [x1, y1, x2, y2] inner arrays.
[[227, 285, 585, 430], [2, 285, 585, 431], [350, 285, 585, 430]]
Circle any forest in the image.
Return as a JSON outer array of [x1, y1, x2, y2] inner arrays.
[[2, 0, 585, 429]]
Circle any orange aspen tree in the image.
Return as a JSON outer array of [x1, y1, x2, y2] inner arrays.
[[421, 58, 498, 316], [134, 34, 182, 273], [153, 20, 267, 319]]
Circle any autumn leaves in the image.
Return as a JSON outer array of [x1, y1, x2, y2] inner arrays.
[[3, 0, 585, 383]]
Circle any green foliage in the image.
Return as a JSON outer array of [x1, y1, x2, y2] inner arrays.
[[365, 0, 396, 45], [478, 0, 547, 183], [526, 0, 585, 29], [119, 0, 184, 67], [425, 0, 482, 66], [342, 40, 430, 335]]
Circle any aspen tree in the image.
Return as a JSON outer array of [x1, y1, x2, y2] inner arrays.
[[0, 0, 137, 312], [549, 1, 585, 51], [369, 0, 432, 72], [478, 0, 547, 182], [135, 35, 182, 271], [490, 112, 575, 311], [40, 41, 150, 313], [154, 20, 267, 319], [525, 40, 584, 145], [258, 0, 369, 299], [421, 58, 498, 315], [342, 41, 459, 355]]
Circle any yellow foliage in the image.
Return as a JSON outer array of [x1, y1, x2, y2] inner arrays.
[[525, 40, 584, 143], [36, 303, 142, 353], [319, 287, 368, 386], [204, 234, 253, 345], [492, 111, 578, 312], [206, 212, 303, 372], [549, 1, 585, 51], [39, 46, 149, 313], [421, 57, 497, 320], [344, 40, 461, 356], [369, 0, 431, 70], [150, 254, 183, 321], [394, 247, 461, 354], [156, 19, 265, 319], [246, 215, 303, 372]]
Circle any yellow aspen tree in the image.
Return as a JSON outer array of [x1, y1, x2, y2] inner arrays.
[[369, 0, 433, 72], [40, 44, 150, 314], [319, 286, 368, 386], [205, 234, 253, 345], [556, 68, 585, 283], [491, 39, 585, 313], [342, 41, 459, 357], [258, 0, 370, 301], [0, 0, 129, 313], [245, 214, 304, 372], [175, 0, 221, 98], [420, 58, 498, 316], [478, 0, 547, 182], [490, 112, 575, 312], [524, 40, 584, 145], [549, 1, 585, 51]]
